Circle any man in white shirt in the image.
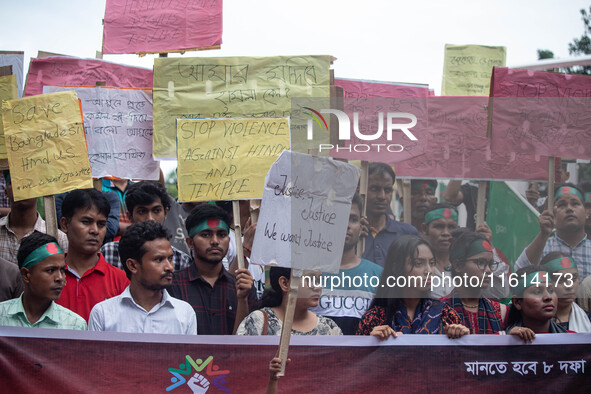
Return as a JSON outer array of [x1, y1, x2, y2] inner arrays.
[[89, 221, 196, 334]]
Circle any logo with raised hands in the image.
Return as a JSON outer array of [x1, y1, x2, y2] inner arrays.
[[166, 355, 230, 393]]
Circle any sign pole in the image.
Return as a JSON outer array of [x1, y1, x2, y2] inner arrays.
[[277, 270, 301, 376]]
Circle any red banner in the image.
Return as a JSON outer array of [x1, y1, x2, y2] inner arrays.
[[24, 57, 153, 97], [1, 327, 589, 393]]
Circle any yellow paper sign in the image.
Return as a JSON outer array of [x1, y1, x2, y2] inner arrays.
[[442, 44, 506, 96], [1, 90, 93, 200], [177, 117, 290, 201], [154, 55, 330, 158], [0, 74, 18, 159]]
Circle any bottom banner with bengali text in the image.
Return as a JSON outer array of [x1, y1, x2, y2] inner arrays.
[[0, 327, 589, 393]]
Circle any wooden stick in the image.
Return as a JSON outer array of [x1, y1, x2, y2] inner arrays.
[[358, 161, 368, 254], [249, 199, 260, 224], [476, 181, 487, 227], [277, 270, 301, 376], [402, 180, 411, 224], [43, 196, 59, 238], [233, 200, 245, 270], [547, 157, 555, 209]]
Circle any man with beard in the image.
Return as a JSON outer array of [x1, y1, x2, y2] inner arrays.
[[361, 163, 418, 267], [312, 194, 382, 334], [0, 232, 86, 329], [169, 204, 256, 334], [405, 179, 438, 230], [421, 203, 459, 298], [89, 221, 196, 334], [516, 183, 591, 281]]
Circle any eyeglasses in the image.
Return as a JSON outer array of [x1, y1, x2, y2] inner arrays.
[[466, 258, 499, 271]]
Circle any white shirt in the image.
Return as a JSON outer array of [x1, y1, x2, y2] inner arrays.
[[88, 286, 197, 335]]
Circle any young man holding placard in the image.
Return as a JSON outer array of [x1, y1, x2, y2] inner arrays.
[[56, 189, 129, 321], [101, 181, 191, 272], [168, 204, 256, 335], [0, 232, 86, 329], [515, 183, 591, 281], [361, 163, 418, 267], [312, 193, 382, 334], [0, 171, 68, 264], [89, 221, 196, 334]]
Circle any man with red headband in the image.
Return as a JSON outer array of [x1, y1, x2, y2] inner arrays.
[[515, 183, 590, 281], [0, 232, 86, 329], [169, 204, 256, 335]]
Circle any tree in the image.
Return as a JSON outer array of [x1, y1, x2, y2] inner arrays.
[[567, 6, 591, 75], [537, 49, 554, 60]]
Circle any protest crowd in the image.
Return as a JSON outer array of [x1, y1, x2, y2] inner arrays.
[[1, 2, 591, 392]]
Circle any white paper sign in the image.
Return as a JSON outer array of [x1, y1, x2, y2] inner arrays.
[[250, 150, 360, 274], [0, 52, 24, 97], [44, 86, 159, 180]]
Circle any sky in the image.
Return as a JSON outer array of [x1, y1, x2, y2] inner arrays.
[[1, 0, 590, 175], [1, 0, 589, 92]]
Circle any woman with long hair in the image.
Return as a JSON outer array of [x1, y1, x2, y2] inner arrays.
[[237, 267, 342, 335], [357, 235, 469, 339]]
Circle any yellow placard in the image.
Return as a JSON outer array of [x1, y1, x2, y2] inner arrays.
[[153, 55, 330, 158], [0, 74, 18, 159], [1, 90, 93, 200], [442, 44, 506, 96], [177, 117, 290, 201]]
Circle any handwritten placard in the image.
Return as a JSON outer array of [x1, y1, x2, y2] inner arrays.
[[1, 91, 92, 200], [24, 56, 153, 97], [490, 67, 591, 159], [442, 44, 506, 96], [395, 97, 551, 180], [250, 150, 359, 273], [0, 51, 24, 97], [153, 55, 330, 158], [0, 74, 18, 159], [102, 0, 222, 54], [177, 117, 290, 201], [44, 86, 159, 180]]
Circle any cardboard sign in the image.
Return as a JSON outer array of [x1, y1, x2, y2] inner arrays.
[[24, 57, 153, 97], [442, 44, 506, 95], [1, 91, 92, 200], [490, 67, 591, 160], [44, 86, 159, 180], [176, 117, 290, 201], [153, 55, 331, 158], [0, 51, 24, 97], [395, 97, 551, 180], [102, 0, 222, 54], [0, 74, 18, 159], [250, 150, 359, 273]]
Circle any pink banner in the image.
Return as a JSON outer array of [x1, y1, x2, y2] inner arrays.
[[326, 79, 430, 165], [24, 57, 153, 97], [490, 67, 591, 160], [102, 0, 223, 54], [395, 97, 551, 181], [335, 78, 430, 98]]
